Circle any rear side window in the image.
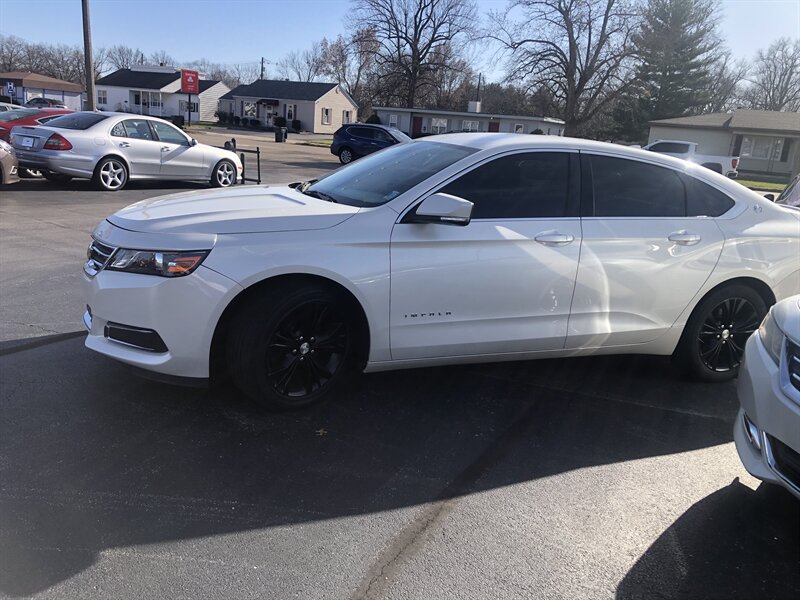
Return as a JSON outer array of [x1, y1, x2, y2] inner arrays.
[[349, 127, 374, 139], [440, 152, 572, 219], [589, 155, 685, 217], [44, 113, 108, 130], [650, 142, 690, 154], [684, 177, 735, 216]]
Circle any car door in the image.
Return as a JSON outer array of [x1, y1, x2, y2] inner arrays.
[[110, 119, 162, 176], [390, 151, 582, 360], [150, 120, 206, 179], [373, 129, 396, 151], [566, 153, 726, 348]]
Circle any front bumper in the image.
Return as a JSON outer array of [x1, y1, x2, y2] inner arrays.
[[84, 265, 243, 379], [735, 333, 800, 499]]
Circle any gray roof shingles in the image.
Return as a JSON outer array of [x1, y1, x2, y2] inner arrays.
[[219, 79, 337, 101], [651, 109, 800, 134]]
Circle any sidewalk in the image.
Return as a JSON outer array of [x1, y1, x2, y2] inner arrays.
[[185, 125, 332, 146]]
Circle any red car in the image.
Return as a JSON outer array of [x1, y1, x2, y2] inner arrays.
[[0, 108, 73, 142]]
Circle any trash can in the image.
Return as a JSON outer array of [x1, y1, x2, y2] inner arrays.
[[274, 127, 286, 143]]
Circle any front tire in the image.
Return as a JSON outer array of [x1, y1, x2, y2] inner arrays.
[[212, 160, 236, 187], [226, 284, 354, 410], [673, 284, 767, 382], [93, 157, 128, 191], [338, 147, 355, 164]]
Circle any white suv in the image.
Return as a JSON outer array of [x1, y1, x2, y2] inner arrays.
[[83, 135, 800, 410]]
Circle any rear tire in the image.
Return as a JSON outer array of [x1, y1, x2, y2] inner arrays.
[[211, 159, 236, 187], [226, 284, 355, 411], [673, 284, 767, 382], [338, 147, 355, 164], [93, 157, 128, 191]]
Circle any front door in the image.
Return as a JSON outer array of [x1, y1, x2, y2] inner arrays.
[[150, 120, 206, 178], [411, 116, 423, 137], [566, 153, 726, 348], [488, 121, 500, 132], [390, 151, 582, 360]]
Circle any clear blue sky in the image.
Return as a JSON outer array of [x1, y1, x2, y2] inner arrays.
[[1, 0, 798, 81]]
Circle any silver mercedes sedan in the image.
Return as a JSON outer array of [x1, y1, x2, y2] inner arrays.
[[10, 112, 243, 191]]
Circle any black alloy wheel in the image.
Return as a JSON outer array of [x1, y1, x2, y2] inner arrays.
[[265, 300, 349, 399], [697, 297, 760, 372]]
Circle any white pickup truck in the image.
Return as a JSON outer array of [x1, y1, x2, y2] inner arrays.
[[643, 140, 739, 178]]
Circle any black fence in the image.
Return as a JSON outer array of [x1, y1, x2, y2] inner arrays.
[[220, 138, 261, 185]]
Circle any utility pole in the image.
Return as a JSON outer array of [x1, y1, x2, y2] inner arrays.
[[81, 0, 96, 110], [261, 57, 265, 80]]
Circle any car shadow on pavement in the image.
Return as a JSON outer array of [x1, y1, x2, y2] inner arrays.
[[616, 479, 800, 600], [2, 178, 211, 194], [0, 338, 796, 596]]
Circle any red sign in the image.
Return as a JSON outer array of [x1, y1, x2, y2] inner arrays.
[[181, 69, 199, 94]]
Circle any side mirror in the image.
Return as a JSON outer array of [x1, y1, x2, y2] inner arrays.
[[190, 138, 198, 147], [406, 192, 473, 226], [763, 193, 775, 202]]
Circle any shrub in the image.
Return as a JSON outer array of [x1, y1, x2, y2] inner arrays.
[[365, 113, 381, 124], [233, 115, 240, 126], [274, 116, 287, 128], [531, 128, 544, 135], [291, 119, 301, 132]]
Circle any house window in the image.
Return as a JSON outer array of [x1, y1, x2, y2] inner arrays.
[[389, 114, 398, 127], [321, 107, 331, 125], [180, 100, 198, 113], [343, 110, 352, 124], [243, 101, 257, 117], [97, 89, 107, 105], [462, 120, 479, 132], [514, 123, 524, 134], [431, 118, 447, 134], [286, 104, 295, 121], [741, 135, 774, 159]]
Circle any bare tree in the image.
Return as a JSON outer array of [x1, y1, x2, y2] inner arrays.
[[107, 45, 143, 70], [743, 38, 800, 111], [228, 62, 261, 86], [277, 42, 324, 81], [701, 52, 749, 113], [149, 49, 175, 67], [353, 0, 477, 108], [488, 0, 639, 135], [319, 29, 378, 115]]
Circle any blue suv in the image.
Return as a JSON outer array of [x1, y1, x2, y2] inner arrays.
[[331, 124, 411, 164]]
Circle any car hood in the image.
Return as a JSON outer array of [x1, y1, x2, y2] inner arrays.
[[107, 185, 359, 234]]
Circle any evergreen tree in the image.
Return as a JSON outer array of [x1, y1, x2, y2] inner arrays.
[[622, 0, 722, 141]]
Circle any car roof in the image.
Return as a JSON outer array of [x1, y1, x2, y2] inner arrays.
[[343, 123, 394, 131]]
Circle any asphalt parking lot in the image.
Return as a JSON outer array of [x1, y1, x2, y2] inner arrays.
[[1, 141, 798, 599]]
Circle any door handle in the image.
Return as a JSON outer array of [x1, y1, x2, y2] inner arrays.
[[534, 231, 575, 246], [118, 142, 130, 148], [668, 230, 702, 245]]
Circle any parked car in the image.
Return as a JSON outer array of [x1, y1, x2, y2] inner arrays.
[[772, 174, 800, 208], [0, 101, 21, 112], [644, 140, 739, 178], [0, 108, 73, 141], [82, 134, 800, 410], [24, 97, 67, 108], [735, 294, 800, 499], [331, 123, 411, 164], [0, 139, 19, 185], [11, 111, 243, 190]]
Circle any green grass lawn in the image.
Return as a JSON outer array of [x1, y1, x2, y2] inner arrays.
[[299, 140, 333, 147], [735, 179, 787, 192]]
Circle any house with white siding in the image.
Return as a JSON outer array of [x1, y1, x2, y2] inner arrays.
[[648, 110, 800, 182], [95, 66, 229, 123], [218, 80, 358, 133], [373, 103, 565, 138]]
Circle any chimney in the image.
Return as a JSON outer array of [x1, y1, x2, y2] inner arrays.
[[468, 100, 481, 113]]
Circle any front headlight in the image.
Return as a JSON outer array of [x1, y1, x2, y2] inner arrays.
[[758, 310, 785, 365], [106, 249, 210, 277]]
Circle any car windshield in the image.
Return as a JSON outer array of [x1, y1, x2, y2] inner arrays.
[[0, 109, 41, 122], [45, 113, 108, 130], [776, 176, 799, 207], [389, 128, 412, 143], [304, 141, 476, 207]]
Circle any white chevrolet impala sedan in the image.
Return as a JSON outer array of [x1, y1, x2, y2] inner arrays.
[[83, 135, 800, 410]]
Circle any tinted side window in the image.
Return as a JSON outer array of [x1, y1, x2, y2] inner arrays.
[[589, 155, 685, 217], [122, 119, 153, 141], [374, 130, 394, 143], [440, 152, 571, 219], [650, 142, 690, 153], [684, 177, 736, 216], [349, 127, 371, 139]]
